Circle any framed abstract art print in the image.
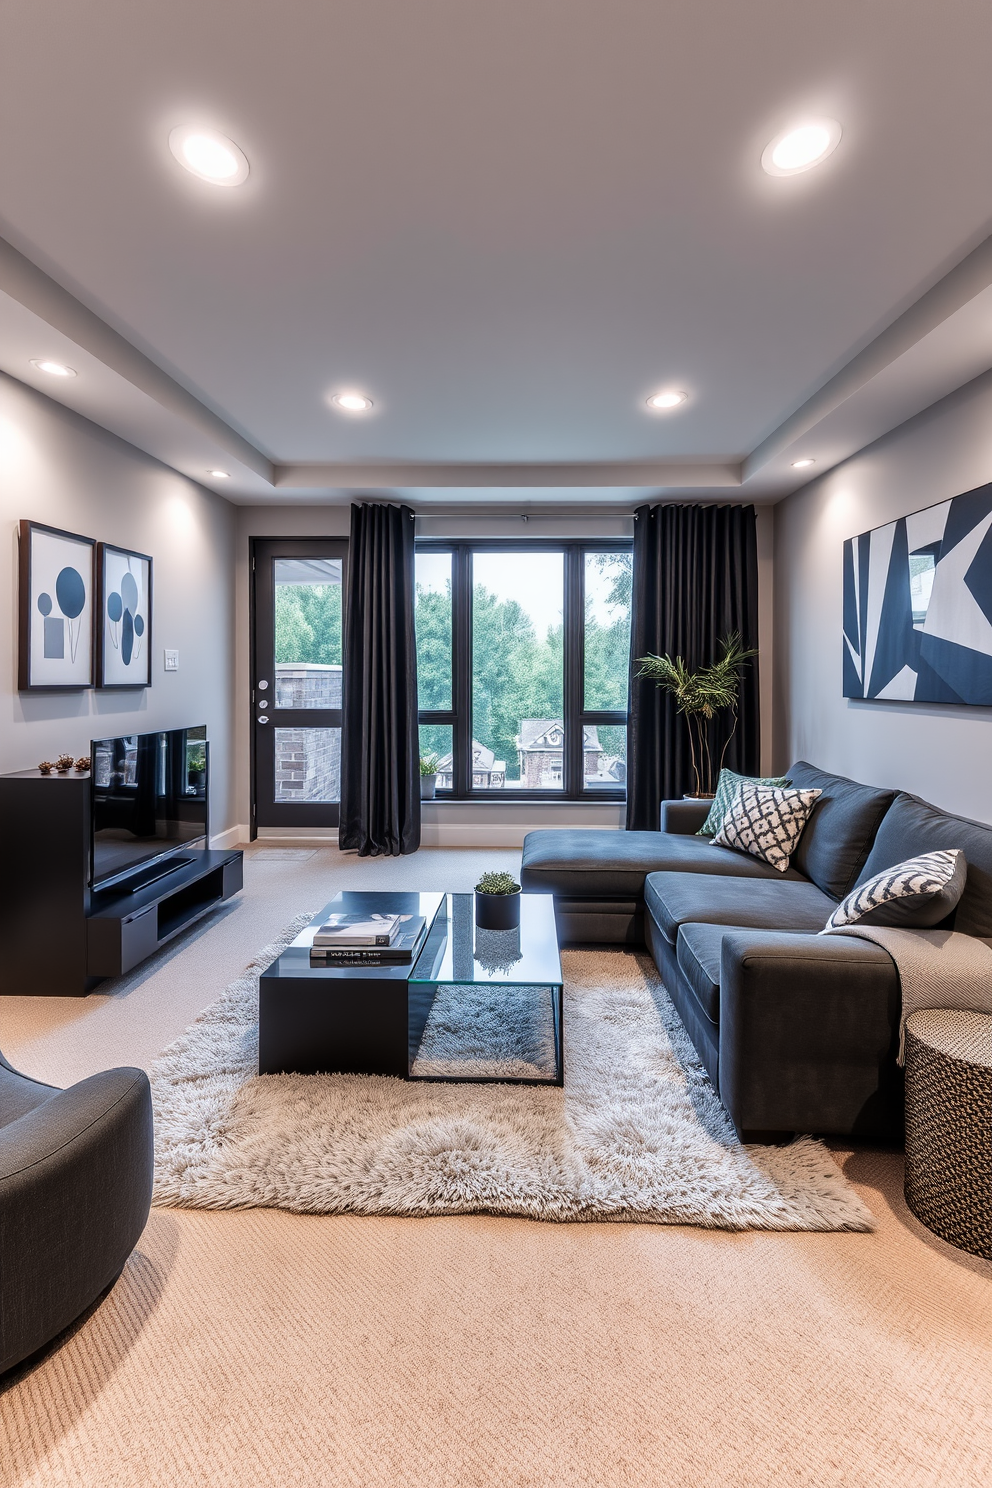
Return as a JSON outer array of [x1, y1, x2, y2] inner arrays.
[[97, 543, 152, 688], [843, 480, 992, 704], [18, 520, 96, 690]]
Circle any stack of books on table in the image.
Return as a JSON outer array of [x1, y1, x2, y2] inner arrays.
[[309, 913, 428, 966]]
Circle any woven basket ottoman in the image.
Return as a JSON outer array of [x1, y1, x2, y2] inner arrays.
[[904, 1009, 992, 1260]]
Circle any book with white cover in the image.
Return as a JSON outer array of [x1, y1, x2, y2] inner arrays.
[[312, 913, 401, 947]]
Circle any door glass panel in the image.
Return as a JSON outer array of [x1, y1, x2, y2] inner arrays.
[[273, 558, 342, 710], [415, 551, 453, 711], [274, 727, 341, 802], [583, 724, 627, 788], [583, 551, 632, 711], [472, 551, 564, 790]]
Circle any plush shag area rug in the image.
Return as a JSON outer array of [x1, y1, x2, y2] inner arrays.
[[150, 915, 874, 1231]]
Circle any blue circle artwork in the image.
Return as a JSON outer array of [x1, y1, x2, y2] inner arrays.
[[37, 592, 52, 616], [55, 566, 86, 619], [120, 572, 139, 613], [107, 591, 123, 622], [134, 614, 145, 636], [121, 608, 134, 666]]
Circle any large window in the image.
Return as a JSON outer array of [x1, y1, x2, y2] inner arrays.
[[416, 541, 631, 798]]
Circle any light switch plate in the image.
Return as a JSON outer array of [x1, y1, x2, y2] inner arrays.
[[163, 649, 179, 672]]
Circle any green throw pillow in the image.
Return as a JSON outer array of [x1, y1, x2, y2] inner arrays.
[[697, 768, 790, 837]]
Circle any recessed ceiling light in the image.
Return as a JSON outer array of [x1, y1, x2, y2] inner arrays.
[[331, 392, 374, 413], [762, 119, 841, 176], [169, 126, 250, 185], [207, 469, 230, 478], [646, 389, 688, 411], [792, 458, 816, 469], [30, 359, 76, 377]]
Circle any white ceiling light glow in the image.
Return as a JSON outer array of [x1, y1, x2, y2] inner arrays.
[[169, 126, 250, 185], [646, 389, 688, 411], [30, 359, 76, 377], [792, 458, 816, 469], [207, 469, 230, 478], [761, 119, 842, 176], [331, 392, 374, 413]]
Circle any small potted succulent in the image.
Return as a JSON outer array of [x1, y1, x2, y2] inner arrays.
[[474, 870, 522, 930], [419, 753, 440, 800]]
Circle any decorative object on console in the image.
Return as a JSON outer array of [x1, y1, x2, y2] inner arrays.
[[97, 543, 152, 688], [74, 756, 91, 772], [475, 871, 522, 929], [823, 849, 967, 931], [419, 752, 439, 800], [37, 760, 53, 774], [843, 479, 992, 703], [636, 632, 758, 797], [18, 520, 95, 690], [55, 754, 74, 773], [712, 781, 822, 872], [697, 766, 790, 837]]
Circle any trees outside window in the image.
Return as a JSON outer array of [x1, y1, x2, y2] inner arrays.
[[416, 542, 631, 799]]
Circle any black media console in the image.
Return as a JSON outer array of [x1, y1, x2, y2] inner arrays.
[[0, 769, 243, 996]]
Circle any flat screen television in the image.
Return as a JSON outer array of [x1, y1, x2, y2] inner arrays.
[[90, 726, 209, 891]]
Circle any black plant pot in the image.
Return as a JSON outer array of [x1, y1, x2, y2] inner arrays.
[[475, 890, 521, 930]]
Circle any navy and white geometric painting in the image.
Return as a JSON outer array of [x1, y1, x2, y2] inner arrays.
[[97, 543, 152, 688], [18, 521, 96, 689], [844, 481, 992, 704]]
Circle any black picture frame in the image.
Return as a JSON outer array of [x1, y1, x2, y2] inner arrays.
[[18, 520, 96, 691], [96, 542, 153, 689]]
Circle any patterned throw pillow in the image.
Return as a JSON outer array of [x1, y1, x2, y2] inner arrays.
[[822, 849, 967, 931], [697, 768, 790, 837], [713, 782, 822, 872]]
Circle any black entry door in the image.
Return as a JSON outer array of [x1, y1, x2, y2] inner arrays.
[[251, 538, 347, 832]]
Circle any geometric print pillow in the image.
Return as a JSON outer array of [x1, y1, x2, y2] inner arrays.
[[822, 849, 967, 931], [697, 767, 790, 837], [712, 782, 822, 873]]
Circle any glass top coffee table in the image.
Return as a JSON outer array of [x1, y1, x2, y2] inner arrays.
[[408, 892, 563, 1085]]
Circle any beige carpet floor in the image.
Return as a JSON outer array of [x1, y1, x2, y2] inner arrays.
[[2, 845, 991, 1487]]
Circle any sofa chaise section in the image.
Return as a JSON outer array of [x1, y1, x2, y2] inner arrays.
[[519, 821, 806, 944]]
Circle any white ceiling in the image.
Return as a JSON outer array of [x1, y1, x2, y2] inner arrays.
[[2, 0, 992, 504]]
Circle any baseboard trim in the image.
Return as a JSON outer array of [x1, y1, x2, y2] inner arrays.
[[255, 827, 340, 844], [215, 822, 618, 850], [211, 824, 250, 850], [420, 822, 618, 848]]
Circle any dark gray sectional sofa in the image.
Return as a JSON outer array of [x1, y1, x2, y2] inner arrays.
[[521, 761, 992, 1142]]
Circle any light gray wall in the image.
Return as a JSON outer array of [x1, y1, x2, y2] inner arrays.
[[1, 372, 238, 835], [237, 502, 774, 840], [774, 367, 992, 824]]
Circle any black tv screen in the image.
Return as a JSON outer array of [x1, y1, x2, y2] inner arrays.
[[91, 726, 208, 889]]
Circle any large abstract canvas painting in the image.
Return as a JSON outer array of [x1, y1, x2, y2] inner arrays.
[[843, 481, 992, 704]]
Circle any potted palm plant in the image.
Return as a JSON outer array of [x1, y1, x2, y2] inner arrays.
[[419, 753, 440, 800], [635, 632, 757, 797], [474, 870, 522, 929]]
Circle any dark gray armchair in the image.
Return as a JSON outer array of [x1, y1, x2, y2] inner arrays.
[[0, 1047, 153, 1376]]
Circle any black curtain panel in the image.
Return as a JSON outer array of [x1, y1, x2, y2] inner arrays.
[[626, 503, 760, 830], [339, 502, 421, 856]]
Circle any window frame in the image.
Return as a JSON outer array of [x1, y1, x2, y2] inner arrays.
[[416, 538, 631, 802]]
